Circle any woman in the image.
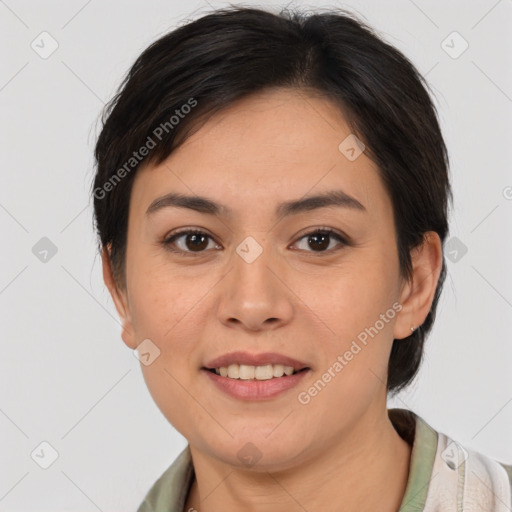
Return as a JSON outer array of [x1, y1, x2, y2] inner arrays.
[[92, 6, 512, 512]]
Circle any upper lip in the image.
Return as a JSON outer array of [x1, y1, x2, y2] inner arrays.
[[203, 351, 311, 371]]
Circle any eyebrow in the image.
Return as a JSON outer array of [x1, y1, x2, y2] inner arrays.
[[145, 190, 366, 218]]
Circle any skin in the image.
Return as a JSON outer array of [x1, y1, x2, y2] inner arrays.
[[102, 88, 442, 512]]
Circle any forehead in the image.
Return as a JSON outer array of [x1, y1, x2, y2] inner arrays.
[[131, 88, 390, 222]]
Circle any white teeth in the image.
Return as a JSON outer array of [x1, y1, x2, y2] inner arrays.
[[213, 363, 298, 380], [227, 364, 239, 379], [273, 364, 284, 377], [239, 364, 255, 380], [255, 364, 274, 380]]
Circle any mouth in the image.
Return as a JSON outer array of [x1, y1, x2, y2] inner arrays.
[[201, 367, 311, 401], [202, 364, 309, 380], [201, 365, 311, 400], [203, 351, 311, 377], [201, 351, 312, 399]]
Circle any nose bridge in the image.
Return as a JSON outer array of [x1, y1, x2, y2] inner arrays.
[[217, 233, 293, 329], [232, 233, 277, 294]]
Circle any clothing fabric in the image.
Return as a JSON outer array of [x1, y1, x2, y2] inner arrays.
[[137, 408, 512, 512]]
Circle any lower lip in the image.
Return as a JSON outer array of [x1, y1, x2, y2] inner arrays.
[[201, 368, 310, 400]]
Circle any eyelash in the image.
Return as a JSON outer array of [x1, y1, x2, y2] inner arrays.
[[161, 227, 349, 257]]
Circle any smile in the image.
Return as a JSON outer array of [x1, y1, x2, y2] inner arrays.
[[201, 366, 310, 400], [209, 363, 302, 380]]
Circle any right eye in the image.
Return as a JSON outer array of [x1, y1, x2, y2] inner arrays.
[[162, 229, 221, 256]]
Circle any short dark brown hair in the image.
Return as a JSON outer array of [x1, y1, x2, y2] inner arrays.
[[92, 6, 453, 396]]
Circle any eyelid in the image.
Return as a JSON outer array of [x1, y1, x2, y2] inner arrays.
[[162, 226, 349, 256]]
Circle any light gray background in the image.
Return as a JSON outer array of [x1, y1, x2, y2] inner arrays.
[[1, 0, 511, 510]]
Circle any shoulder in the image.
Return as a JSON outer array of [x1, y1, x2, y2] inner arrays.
[[426, 427, 512, 510], [390, 408, 512, 511]]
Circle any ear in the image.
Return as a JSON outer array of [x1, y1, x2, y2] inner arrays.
[[101, 246, 137, 350], [393, 231, 443, 340]]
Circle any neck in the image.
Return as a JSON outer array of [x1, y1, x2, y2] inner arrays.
[[185, 407, 412, 512]]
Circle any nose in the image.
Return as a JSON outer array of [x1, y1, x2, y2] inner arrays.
[[216, 236, 294, 332]]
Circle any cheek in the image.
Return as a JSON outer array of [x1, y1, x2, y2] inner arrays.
[[302, 256, 398, 387], [129, 271, 204, 436], [307, 255, 397, 332], [128, 259, 205, 339]]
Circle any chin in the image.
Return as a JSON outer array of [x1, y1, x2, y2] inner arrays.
[[207, 435, 308, 472]]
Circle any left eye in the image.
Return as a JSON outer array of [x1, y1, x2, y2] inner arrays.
[[293, 229, 347, 253], [162, 228, 347, 255]]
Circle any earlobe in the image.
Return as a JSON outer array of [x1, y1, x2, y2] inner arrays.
[[101, 247, 137, 350], [393, 232, 443, 340]]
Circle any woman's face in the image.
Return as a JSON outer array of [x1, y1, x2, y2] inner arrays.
[[106, 88, 425, 470]]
